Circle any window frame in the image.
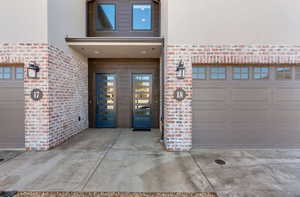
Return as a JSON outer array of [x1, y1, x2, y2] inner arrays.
[[232, 66, 250, 80], [209, 66, 227, 80], [131, 3, 153, 31], [15, 66, 24, 80], [192, 66, 207, 80], [252, 66, 270, 80], [276, 66, 293, 80], [95, 3, 117, 32], [0, 66, 13, 80]]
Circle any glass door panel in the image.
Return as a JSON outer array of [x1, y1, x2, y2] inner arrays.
[[95, 74, 117, 128], [132, 74, 152, 130]]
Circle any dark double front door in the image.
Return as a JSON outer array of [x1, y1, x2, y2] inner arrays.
[[95, 73, 152, 129]]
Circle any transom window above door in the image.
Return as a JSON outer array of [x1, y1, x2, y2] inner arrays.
[[96, 4, 116, 31], [132, 4, 152, 31]]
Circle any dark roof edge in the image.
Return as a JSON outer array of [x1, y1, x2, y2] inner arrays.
[[65, 37, 164, 43]]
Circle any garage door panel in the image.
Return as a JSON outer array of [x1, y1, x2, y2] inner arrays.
[[230, 110, 269, 123], [272, 103, 300, 110], [193, 102, 227, 110], [231, 103, 269, 110], [0, 70, 24, 149], [193, 74, 300, 148], [231, 88, 269, 102], [193, 88, 227, 101], [274, 88, 300, 102], [193, 110, 229, 123], [271, 111, 300, 126]]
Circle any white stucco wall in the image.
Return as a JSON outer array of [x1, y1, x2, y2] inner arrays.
[[167, 0, 300, 44], [47, 0, 87, 53], [0, 0, 48, 43]]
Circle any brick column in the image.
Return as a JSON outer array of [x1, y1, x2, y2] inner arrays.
[[164, 45, 192, 151]]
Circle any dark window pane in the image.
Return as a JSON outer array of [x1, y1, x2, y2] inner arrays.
[[133, 4, 152, 30], [96, 4, 116, 31]]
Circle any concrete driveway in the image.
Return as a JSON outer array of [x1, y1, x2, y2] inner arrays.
[[0, 129, 300, 197]]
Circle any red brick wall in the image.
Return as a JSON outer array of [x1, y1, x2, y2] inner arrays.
[[0, 43, 88, 150], [164, 44, 300, 151]]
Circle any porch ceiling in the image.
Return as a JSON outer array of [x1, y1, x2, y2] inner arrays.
[[66, 37, 163, 58]]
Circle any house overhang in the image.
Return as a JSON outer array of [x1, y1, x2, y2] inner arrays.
[[66, 37, 164, 58]]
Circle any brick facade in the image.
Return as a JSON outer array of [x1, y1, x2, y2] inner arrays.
[[2, 43, 300, 151], [0, 43, 88, 150], [48, 46, 88, 149], [164, 44, 300, 151]]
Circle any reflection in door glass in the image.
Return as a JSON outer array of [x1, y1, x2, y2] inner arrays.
[[132, 74, 152, 129]]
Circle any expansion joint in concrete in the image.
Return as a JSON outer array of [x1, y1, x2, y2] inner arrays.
[[79, 129, 122, 191], [189, 152, 216, 193]]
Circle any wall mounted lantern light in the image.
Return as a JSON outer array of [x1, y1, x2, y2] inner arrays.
[[176, 60, 185, 79], [27, 61, 40, 79]]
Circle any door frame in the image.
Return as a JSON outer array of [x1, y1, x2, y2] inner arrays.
[[93, 72, 118, 128], [131, 72, 154, 128]]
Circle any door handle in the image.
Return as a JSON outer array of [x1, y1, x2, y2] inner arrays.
[[140, 106, 150, 109]]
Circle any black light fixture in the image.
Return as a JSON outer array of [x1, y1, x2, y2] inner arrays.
[[27, 61, 40, 79], [176, 60, 185, 79]]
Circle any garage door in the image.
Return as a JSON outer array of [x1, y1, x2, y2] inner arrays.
[[0, 65, 24, 149], [193, 64, 300, 148]]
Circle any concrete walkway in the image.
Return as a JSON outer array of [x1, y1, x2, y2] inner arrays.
[[0, 129, 300, 197]]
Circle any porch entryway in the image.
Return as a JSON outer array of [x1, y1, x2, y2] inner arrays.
[[57, 128, 163, 151], [89, 59, 160, 130]]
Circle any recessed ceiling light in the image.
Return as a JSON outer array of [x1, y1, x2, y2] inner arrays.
[[94, 51, 100, 54], [141, 50, 147, 54]]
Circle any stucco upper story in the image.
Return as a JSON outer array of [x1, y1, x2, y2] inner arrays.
[[0, 0, 300, 49]]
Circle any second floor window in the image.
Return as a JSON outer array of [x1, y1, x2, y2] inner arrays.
[[96, 4, 116, 31], [132, 4, 152, 31]]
